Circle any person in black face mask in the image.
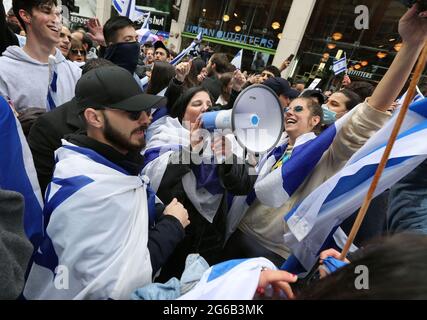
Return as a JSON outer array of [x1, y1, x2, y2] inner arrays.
[[104, 41, 140, 74], [102, 16, 140, 75]]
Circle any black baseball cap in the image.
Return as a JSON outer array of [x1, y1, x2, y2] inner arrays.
[[75, 65, 166, 112], [154, 41, 170, 55], [264, 77, 300, 99]]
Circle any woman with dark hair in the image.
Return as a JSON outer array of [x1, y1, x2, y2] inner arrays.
[[183, 57, 206, 89], [223, 4, 427, 267], [146, 61, 176, 95], [143, 86, 256, 281]]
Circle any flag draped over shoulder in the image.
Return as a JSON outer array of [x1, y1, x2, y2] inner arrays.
[[142, 115, 225, 223], [225, 108, 357, 239], [23, 141, 153, 300], [283, 98, 427, 275], [179, 258, 276, 300], [0, 96, 43, 248]]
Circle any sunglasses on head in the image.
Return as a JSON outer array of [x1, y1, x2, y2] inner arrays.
[[285, 105, 304, 113]]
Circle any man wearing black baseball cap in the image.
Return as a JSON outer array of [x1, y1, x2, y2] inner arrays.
[[154, 40, 170, 62], [22, 65, 191, 299], [264, 77, 300, 109], [75, 65, 166, 154]]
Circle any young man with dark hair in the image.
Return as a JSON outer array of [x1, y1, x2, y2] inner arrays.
[[153, 40, 170, 62], [0, 0, 81, 113], [24, 65, 190, 299], [28, 58, 116, 195], [202, 53, 230, 101], [99, 16, 142, 81]]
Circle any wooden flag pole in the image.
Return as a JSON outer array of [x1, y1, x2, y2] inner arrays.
[[340, 42, 427, 261]]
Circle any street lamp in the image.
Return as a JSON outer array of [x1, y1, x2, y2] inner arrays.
[[332, 32, 343, 41], [377, 52, 388, 59], [271, 22, 281, 30]]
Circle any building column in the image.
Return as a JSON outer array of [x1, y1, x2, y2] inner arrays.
[[272, 0, 316, 78], [168, 0, 191, 52], [96, 0, 112, 26]]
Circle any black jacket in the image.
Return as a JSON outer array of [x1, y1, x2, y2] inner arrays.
[[65, 134, 186, 277], [0, 3, 18, 55], [28, 99, 84, 195], [155, 147, 257, 282]]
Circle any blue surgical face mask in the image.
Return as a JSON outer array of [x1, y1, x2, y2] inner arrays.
[[321, 104, 337, 125]]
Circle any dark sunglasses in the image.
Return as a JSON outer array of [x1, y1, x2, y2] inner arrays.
[[71, 49, 86, 55], [285, 105, 304, 113], [99, 108, 151, 121], [126, 110, 149, 121]]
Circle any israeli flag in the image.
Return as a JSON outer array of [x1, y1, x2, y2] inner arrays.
[[179, 258, 276, 300], [0, 96, 43, 248], [136, 11, 160, 45], [231, 49, 243, 70], [23, 141, 154, 299], [112, 0, 144, 22], [397, 86, 424, 109], [142, 115, 224, 223], [333, 56, 347, 75], [283, 98, 427, 275], [170, 32, 203, 66]]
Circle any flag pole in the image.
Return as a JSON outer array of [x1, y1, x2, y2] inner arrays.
[[344, 52, 348, 75], [340, 42, 427, 260]]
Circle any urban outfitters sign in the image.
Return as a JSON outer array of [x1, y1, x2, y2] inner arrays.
[[185, 25, 275, 49]]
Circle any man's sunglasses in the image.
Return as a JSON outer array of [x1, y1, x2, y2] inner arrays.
[[284, 105, 304, 113], [101, 108, 151, 121]]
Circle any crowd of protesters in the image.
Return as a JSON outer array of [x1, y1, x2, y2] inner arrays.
[[1, 0, 427, 300]]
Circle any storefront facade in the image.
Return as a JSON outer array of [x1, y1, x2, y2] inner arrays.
[[176, 0, 426, 92]]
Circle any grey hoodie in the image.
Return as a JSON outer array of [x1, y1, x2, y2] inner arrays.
[[0, 46, 81, 112]]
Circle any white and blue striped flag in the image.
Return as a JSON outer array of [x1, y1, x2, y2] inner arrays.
[[333, 56, 347, 75], [0, 96, 44, 248], [23, 141, 157, 299], [231, 49, 243, 70], [170, 31, 203, 66], [136, 11, 160, 45], [142, 115, 225, 223], [112, 0, 144, 22], [179, 258, 277, 300], [282, 97, 427, 275]]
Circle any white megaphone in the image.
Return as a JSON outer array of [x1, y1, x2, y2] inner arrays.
[[201, 85, 284, 153]]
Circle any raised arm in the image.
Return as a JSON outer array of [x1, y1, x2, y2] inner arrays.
[[370, 4, 427, 112]]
